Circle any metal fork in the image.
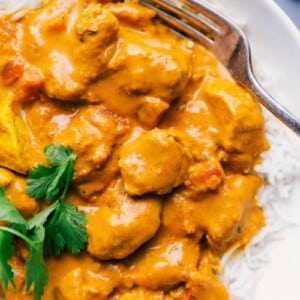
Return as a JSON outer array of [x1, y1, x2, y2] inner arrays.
[[139, 0, 300, 136]]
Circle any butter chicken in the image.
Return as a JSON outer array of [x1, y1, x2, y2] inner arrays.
[[0, 0, 269, 299]]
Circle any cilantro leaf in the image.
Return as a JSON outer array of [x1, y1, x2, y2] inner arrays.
[[44, 144, 76, 166], [0, 225, 48, 300], [26, 165, 57, 200], [44, 201, 87, 256], [27, 201, 60, 230], [26, 144, 76, 201], [24, 226, 48, 300], [0, 186, 27, 227], [0, 231, 15, 289], [0, 144, 87, 300]]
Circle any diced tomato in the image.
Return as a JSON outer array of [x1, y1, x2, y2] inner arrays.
[[1, 59, 24, 86], [17, 66, 45, 102], [178, 288, 192, 300]]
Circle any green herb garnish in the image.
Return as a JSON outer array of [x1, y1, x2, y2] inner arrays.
[[26, 144, 76, 201], [0, 144, 88, 300]]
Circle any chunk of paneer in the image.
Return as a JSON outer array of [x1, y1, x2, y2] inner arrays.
[[0, 94, 31, 173], [86, 179, 161, 260], [119, 129, 191, 196], [163, 175, 264, 252], [202, 79, 269, 172], [54, 105, 128, 179], [127, 232, 200, 290]]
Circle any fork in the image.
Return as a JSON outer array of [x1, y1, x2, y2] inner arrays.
[[139, 0, 300, 136]]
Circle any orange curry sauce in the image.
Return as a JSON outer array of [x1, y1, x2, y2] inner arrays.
[[0, 0, 269, 299]]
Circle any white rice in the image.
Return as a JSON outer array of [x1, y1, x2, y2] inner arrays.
[[1, 1, 300, 300], [220, 110, 300, 300], [0, 0, 41, 20], [211, 2, 300, 299]]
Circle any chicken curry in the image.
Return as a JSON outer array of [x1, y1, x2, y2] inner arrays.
[[0, 0, 269, 299]]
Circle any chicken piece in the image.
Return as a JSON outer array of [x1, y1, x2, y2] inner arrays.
[[85, 23, 193, 120], [41, 253, 122, 299], [21, 96, 78, 167], [74, 149, 120, 200], [202, 78, 269, 172], [233, 203, 265, 248], [188, 250, 229, 300], [110, 288, 164, 300], [119, 129, 191, 196], [159, 85, 221, 161], [23, 97, 75, 140], [73, 3, 119, 83], [163, 175, 264, 252], [55, 265, 121, 300], [5, 176, 39, 217], [185, 158, 225, 194], [54, 105, 128, 179], [86, 179, 161, 260], [203, 174, 264, 252], [0, 94, 31, 173], [137, 96, 169, 128], [164, 287, 193, 300], [21, 1, 119, 100], [116, 29, 192, 103], [105, 2, 156, 26], [163, 253, 228, 300], [127, 232, 200, 290], [46, 3, 119, 100], [0, 167, 14, 187], [162, 192, 205, 240]]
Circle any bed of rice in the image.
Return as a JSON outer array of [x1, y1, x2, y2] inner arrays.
[[0, 0, 42, 20], [1, 1, 300, 300], [207, 2, 300, 299]]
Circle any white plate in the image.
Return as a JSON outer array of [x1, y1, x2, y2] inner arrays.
[[1, 1, 300, 300], [216, 1, 300, 299]]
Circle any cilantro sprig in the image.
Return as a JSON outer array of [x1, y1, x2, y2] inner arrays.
[[0, 188, 48, 299], [0, 144, 88, 300], [26, 144, 76, 201]]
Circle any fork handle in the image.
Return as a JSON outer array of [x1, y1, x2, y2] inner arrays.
[[246, 73, 300, 136]]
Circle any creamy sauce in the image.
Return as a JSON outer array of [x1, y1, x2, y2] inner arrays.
[[0, 1, 269, 299]]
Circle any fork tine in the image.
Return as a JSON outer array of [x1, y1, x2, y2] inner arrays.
[[145, 0, 220, 35], [181, 0, 230, 29], [141, 1, 300, 135], [139, 0, 215, 48]]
